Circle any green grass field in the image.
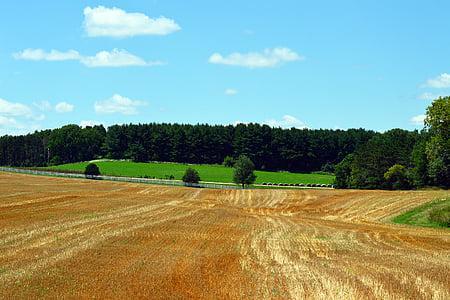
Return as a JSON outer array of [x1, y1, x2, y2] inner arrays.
[[43, 160, 335, 185], [393, 198, 450, 229]]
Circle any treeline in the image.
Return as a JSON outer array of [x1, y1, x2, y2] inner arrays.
[[335, 97, 449, 189], [0, 123, 375, 172], [0, 97, 447, 189]]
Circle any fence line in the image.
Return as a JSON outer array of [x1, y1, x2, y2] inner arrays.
[[0, 167, 240, 190]]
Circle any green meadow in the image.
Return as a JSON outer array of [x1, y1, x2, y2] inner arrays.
[[44, 160, 335, 185]]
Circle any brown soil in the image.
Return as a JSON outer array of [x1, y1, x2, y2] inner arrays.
[[0, 172, 449, 299]]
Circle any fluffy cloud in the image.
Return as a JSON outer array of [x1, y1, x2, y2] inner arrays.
[[83, 6, 180, 37], [209, 47, 303, 68], [14, 48, 161, 68], [13, 49, 81, 61], [265, 115, 308, 129], [410, 114, 426, 126], [80, 49, 163, 67], [225, 88, 238, 96], [54, 102, 74, 113], [94, 94, 147, 115], [0, 98, 33, 117], [424, 73, 450, 88], [0, 98, 44, 135]]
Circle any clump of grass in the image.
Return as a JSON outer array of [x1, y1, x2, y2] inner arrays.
[[428, 205, 450, 227], [393, 198, 450, 229]]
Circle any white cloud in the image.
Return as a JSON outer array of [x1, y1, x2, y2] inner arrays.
[[209, 47, 303, 68], [424, 73, 450, 88], [0, 98, 33, 117], [410, 114, 426, 126], [418, 92, 447, 100], [0, 98, 44, 135], [225, 88, 238, 96], [265, 115, 308, 129], [13, 48, 161, 68], [0, 116, 22, 128], [80, 120, 102, 127], [13, 49, 81, 61], [33, 100, 52, 112], [95, 94, 147, 115], [54, 102, 74, 113], [80, 49, 163, 68], [83, 6, 180, 38]]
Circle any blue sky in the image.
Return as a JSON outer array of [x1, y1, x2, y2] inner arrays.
[[1, 0, 449, 135]]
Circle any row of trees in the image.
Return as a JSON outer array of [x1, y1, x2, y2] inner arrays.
[[335, 97, 449, 189], [86, 155, 257, 189], [0, 123, 375, 173], [182, 155, 257, 188]]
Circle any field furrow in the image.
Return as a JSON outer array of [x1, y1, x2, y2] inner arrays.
[[0, 172, 448, 299]]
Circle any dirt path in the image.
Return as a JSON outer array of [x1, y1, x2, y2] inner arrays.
[[0, 172, 449, 299]]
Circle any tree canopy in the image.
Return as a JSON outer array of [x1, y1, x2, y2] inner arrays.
[[233, 155, 257, 188], [334, 97, 449, 189], [182, 168, 200, 184]]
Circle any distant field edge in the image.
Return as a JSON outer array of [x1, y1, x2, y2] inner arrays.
[[392, 197, 450, 229], [37, 160, 335, 185], [0, 167, 333, 191]]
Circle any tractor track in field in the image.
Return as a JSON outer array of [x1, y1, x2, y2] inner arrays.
[[0, 172, 449, 299]]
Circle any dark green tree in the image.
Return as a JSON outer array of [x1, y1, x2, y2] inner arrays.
[[410, 139, 429, 187], [125, 143, 148, 162], [334, 154, 354, 188], [223, 156, 235, 167], [424, 97, 450, 187], [233, 155, 257, 188], [182, 167, 200, 184], [84, 163, 100, 178], [384, 164, 410, 190]]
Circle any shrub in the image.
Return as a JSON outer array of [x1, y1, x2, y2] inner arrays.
[[384, 164, 411, 190], [223, 156, 235, 167], [428, 205, 450, 227], [84, 163, 100, 178], [182, 168, 200, 184]]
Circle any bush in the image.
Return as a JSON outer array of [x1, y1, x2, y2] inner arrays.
[[223, 156, 235, 167], [182, 168, 200, 184], [384, 164, 410, 190], [429, 205, 450, 227], [84, 163, 100, 178]]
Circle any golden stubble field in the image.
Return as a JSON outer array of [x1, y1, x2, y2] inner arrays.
[[0, 172, 449, 299]]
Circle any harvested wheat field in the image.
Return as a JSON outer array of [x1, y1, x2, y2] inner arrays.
[[0, 172, 449, 299]]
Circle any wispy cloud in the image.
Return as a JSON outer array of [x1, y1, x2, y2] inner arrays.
[[80, 49, 164, 67], [424, 73, 450, 88], [83, 6, 180, 38], [225, 88, 238, 96], [54, 102, 74, 113], [0, 98, 33, 118], [13, 48, 162, 68], [13, 49, 81, 61], [417, 92, 447, 101], [209, 47, 303, 68], [265, 115, 308, 129], [33, 100, 53, 112], [94, 94, 147, 115]]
